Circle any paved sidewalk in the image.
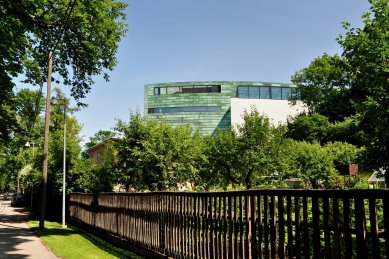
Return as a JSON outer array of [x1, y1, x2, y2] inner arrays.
[[0, 200, 59, 258]]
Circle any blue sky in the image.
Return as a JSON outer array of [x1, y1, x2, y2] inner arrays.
[[61, 0, 370, 143]]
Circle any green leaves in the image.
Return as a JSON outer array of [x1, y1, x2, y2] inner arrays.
[[205, 108, 286, 190], [114, 113, 206, 191], [1, 0, 128, 102], [291, 0, 389, 186], [291, 53, 353, 120]]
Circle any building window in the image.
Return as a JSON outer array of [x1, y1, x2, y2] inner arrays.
[[271, 87, 282, 100], [167, 87, 181, 94], [180, 85, 221, 94], [281, 87, 291, 100], [237, 85, 299, 100], [153, 85, 221, 95], [211, 85, 221, 92], [148, 106, 222, 113], [259, 86, 270, 99], [154, 87, 167, 95], [237, 86, 249, 98], [250, 87, 260, 98]]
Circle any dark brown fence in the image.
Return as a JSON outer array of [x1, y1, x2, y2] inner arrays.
[[69, 189, 389, 259]]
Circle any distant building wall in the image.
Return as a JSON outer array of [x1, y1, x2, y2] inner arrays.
[[144, 81, 306, 135], [87, 138, 120, 165], [145, 82, 233, 135], [230, 98, 306, 127]]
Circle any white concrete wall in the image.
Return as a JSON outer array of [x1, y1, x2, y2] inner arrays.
[[230, 98, 307, 127]]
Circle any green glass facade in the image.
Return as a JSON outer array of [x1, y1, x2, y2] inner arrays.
[[144, 81, 296, 135]]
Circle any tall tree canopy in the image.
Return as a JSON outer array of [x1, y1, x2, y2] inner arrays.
[[291, 0, 389, 186], [0, 0, 127, 100], [291, 53, 353, 121]]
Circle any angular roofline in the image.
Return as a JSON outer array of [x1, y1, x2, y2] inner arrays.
[[86, 136, 122, 154], [145, 81, 296, 88]]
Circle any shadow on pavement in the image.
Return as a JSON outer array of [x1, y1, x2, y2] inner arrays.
[[0, 201, 33, 258], [0, 200, 58, 258]]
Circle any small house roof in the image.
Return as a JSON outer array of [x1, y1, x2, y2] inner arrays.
[[368, 169, 386, 183]]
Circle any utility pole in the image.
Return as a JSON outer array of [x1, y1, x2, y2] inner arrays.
[[40, 51, 53, 229]]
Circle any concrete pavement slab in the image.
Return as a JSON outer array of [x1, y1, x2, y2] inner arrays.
[[0, 200, 59, 259]]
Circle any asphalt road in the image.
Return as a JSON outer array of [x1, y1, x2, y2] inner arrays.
[[0, 200, 59, 258]]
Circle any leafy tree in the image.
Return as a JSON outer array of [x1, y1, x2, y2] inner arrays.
[[287, 113, 331, 143], [324, 141, 362, 165], [287, 114, 363, 146], [0, 0, 127, 102], [1, 0, 127, 166], [0, 1, 27, 78], [0, 81, 18, 145], [115, 112, 149, 191], [26, 88, 84, 219], [72, 159, 115, 193], [0, 89, 44, 191], [48, 89, 82, 191], [0, 2, 28, 143], [140, 122, 206, 191], [202, 130, 240, 190], [291, 53, 353, 121], [235, 108, 286, 189], [115, 113, 207, 191], [338, 0, 389, 186], [280, 140, 338, 189], [329, 118, 362, 146], [204, 108, 286, 189], [291, 0, 389, 186]]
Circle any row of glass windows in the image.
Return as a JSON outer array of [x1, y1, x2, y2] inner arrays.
[[237, 85, 299, 100], [154, 85, 221, 95], [148, 106, 222, 114]]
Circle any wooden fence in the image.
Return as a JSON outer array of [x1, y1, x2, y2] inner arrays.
[[68, 189, 389, 258]]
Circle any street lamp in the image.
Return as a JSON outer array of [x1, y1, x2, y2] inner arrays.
[[51, 97, 67, 228], [25, 141, 35, 157], [25, 141, 35, 208]]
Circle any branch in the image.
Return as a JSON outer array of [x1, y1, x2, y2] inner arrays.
[[31, 18, 66, 30], [244, 168, 253, 189]]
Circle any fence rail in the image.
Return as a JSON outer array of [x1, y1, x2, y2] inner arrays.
[[69, 189, 389, 258]]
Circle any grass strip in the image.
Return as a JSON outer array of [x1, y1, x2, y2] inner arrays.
[[28, 220, 143, 259]]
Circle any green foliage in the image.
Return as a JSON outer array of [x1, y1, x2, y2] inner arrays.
[[292, 0, 389, 186], [280, 140, 338, 189], [204, 108, 286, 190], [287, 113, 363, 147], [235, 108, 286, 188], [291, 53, 353, 121], [201, 129, 240, 189], [114, 112, 150, 191], [0, 88, 44, 191], [324, 141, 362, 165], [338, 1, 389, 180], [47, 89, 83, 195], [115, 112, 207, 191], [111, 108, 352, 191], [73, 159, 115, 193], [0, 79, 18, 145], [287, 113, 331, 143], [0, 0, 128, 102]]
